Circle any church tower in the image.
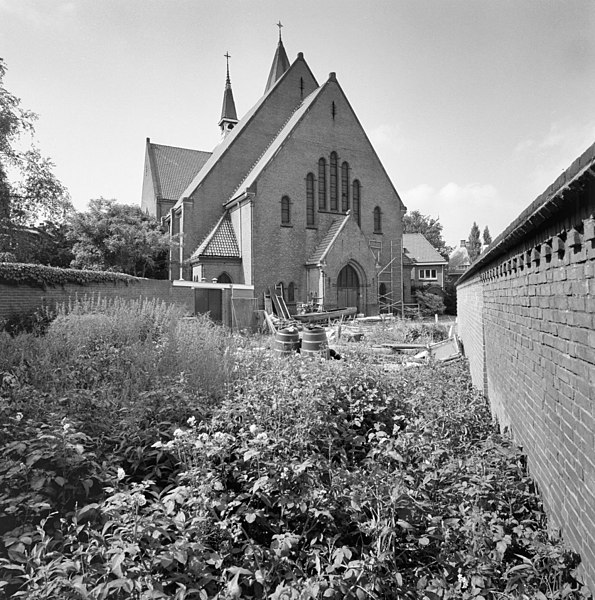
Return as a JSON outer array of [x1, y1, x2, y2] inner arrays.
[[219, 52, 238, 137], [264, 22, 290, 93]]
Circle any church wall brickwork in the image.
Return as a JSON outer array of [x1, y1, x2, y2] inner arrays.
[[183, 59, 318, 263], [251, 79, 404, 312], [457, 163, 595, 592], [0, 279, 194, 321]]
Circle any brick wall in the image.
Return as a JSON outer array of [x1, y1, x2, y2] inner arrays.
[[0, 278, 194, 321], [251, 77, 404, 315], [457, 144, 595, 591]]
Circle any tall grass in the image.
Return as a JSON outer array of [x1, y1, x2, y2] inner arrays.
[[0, 296, 240, 407]]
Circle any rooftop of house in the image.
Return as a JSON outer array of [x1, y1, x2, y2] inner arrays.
[[403, 233, 447, 265]]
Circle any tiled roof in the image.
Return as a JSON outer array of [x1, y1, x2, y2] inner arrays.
[[448, 245, 471, 270], [175, 58, 316, 210], [190, 213, 240, 259], [402, 233, 447, 264], [306, 215, 350, 266], [229, 84, 325, 201], [149, 143, 211, 201]]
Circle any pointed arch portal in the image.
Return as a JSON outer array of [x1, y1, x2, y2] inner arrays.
[[337, 264, 361, 311]]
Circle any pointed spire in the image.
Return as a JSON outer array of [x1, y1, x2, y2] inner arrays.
[[264, 22, 290, 93], [219, 51, 238, 137]]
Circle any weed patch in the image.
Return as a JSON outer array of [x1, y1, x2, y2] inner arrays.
[[0, 304, 588, 599]]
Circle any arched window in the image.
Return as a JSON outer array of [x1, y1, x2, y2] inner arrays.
[[341, 162, 349, 212], [281, 196, 291, 225], [373, 206, 382, 233], [287, 282, 295, 303], [217, 272, 232, 284], [330, 152, 338, 211], [318, 158, 327, 210], [352, 180, 361, 226], [306, 173, 315, 227]]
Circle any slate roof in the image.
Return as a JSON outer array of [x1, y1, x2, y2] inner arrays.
[[175, 55, 318, 210], [190, 213, 240, 260], [229, 84, 325, 201], [265, 39, 290, 93], [402, 233, 447, 264], [306, 215, 350, 266], [149, 143, 211, 201]]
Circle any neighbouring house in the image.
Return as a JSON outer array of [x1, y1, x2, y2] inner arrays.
[[448, 240, 472, 277], [402, 232, 447, 304], [457, 140, 595, 592], [141, 31, 406, 316]]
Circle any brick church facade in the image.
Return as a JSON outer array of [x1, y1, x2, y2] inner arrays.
[[141, 33, 406, 315]]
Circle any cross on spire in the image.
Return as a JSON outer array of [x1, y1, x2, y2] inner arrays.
[[277, 20, 283, 41], [224, 51, 231, 82]]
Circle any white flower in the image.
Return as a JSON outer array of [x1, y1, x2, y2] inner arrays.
[[15, 412, 23, 422], [173, 428, 184, 438], [117, 467, 126, 481], [134, 493, 147, 506], [187, 416, 197, 427], [249, 424, 258, 435]]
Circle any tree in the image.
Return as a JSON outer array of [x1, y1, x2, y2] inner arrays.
[[483, 226, 492, 246], [402, 210, 451, 258], [0, 58, 71, 253], [467, 222, 482, 262], [68, 198, 171, 277]]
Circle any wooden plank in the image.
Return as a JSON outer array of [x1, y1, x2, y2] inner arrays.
[[277, 294, 291, 319], [263, 311, 277, 334]]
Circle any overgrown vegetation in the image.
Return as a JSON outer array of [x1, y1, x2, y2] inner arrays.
[[0, 300, 588, 599], [0, 262, 139, 288]]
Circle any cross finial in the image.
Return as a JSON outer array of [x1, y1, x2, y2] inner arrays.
[[224, 51, 231, 80], [277, 20, 283, 41]]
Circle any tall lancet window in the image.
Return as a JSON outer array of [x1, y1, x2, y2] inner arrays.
[[330, 152, 338, 211], [341, 161, 349, 212], [306, 173, 315, 227], [352, 180, 361, 226], [318, 158, 327, 210]]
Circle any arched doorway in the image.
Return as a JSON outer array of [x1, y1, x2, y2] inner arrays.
[[337, 264, 360, 311], [217, 272, 232, 283]]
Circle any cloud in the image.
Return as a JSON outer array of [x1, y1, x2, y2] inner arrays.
[[402, 182, 515, 247], [368, 123, 405, 154]]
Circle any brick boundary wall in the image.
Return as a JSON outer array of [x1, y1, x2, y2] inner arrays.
[[0, 278, 195, 321], [457, 142, 595, 592]]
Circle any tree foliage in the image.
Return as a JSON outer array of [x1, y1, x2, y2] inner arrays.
[[483, 225, 492, 246], [0, 58, 72, 252], [68, 198, 170, 277], [468, 221, 482, 262], [403, 210, 450, 258]]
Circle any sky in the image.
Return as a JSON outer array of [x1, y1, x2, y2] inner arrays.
[[1, 0, 594, 248]]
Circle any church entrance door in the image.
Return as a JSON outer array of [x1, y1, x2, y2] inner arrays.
[[337, 264, 361, 311]]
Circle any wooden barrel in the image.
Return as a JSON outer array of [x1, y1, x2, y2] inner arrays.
[[301, 327, 328, 359], [274, 328, 300, 358]]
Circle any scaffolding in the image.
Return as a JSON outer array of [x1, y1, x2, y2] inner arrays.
[[374, 239, 406, 316]]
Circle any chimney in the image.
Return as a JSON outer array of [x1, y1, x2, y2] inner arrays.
[[460, 240, 466, 247]]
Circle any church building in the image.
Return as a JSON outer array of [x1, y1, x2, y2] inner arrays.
[[141, 30, 406, 315]]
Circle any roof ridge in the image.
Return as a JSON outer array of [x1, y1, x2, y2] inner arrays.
[[229, 98, 307, 197]]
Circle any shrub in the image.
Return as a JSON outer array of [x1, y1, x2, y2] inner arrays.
[[415, 290, 446, 316]]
